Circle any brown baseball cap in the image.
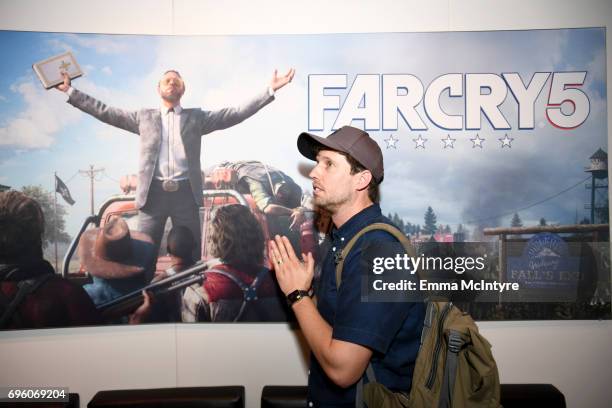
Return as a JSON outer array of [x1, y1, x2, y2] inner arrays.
[[297, 126, 384, 183]]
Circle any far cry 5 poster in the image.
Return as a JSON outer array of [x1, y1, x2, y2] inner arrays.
[[0, 27, 609, 330]]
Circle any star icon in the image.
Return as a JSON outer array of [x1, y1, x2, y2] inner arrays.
[[384, 134, 399, 149], [441, 134, 456, 149], [499, 134, 514, 148], [470, 134, 485, 148], [413, 134, 427, 149]]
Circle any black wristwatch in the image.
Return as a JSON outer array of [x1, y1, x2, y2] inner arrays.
[[286, 288, 312, 306]]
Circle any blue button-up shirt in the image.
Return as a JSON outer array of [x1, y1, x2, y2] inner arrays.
[[307, 204, 425, 407]]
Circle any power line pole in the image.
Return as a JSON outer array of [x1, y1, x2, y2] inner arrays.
[[79, 165, 104, 215]]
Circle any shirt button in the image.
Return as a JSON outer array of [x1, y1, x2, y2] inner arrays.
[[332, 247, 336, 251], [308, 402, 314, 407], [341, 237, 345, 241]]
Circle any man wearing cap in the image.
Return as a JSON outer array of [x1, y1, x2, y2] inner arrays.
[[57, 68, 295, 255], [270, 126, 425, 407]]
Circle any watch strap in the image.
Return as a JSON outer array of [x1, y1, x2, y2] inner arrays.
[[286, 289, 311, 306]]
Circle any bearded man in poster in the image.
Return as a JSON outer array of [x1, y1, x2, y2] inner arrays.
[[57, 68, 294, 261]]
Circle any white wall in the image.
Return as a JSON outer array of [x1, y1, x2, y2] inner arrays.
[[1, 1, 612, 407]]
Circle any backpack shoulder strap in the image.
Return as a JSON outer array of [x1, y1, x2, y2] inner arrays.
[[335, 222, 415, 289], [438, 329, 465, 408], [341, 224, 416, 408], [249, 268, 270, 294], [0, 273, 53, 328]]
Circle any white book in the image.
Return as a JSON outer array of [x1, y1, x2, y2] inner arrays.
[[32, 51, 83, 89]]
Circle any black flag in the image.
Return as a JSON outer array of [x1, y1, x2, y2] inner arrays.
[[55, 175, 75, 205]]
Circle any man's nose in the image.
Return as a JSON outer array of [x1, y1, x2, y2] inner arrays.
[[309, 164, 319, 179]]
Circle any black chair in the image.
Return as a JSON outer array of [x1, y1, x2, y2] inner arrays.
[[261, 384, 566, 408], [261, 386, 307, 408], [87, 386, 244, 408], [500, 384, 566, 408]]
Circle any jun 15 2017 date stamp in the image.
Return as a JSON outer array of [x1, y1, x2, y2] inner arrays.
[[0, 387, 69, 402]]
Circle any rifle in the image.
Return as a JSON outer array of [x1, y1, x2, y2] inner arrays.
[[96, 259, 216, 319]]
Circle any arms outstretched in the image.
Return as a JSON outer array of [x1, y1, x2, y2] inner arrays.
[[57, 72, 139, 134]]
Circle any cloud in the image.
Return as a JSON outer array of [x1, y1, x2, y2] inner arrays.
[[62, 34, 130, 55], [94, 124, 133, 142], [47, 38, 73, 53], [101, 66, 112, 75], [0, 78, 81, 148], [0, 57, 151, 150], [0, 94, 6, 102]]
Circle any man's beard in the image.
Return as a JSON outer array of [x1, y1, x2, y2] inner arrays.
[[313, 189, 351, 214], [162, 92, 181, 104]]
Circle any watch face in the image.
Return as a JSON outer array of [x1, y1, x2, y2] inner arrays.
[[287, 289, 307, 305]]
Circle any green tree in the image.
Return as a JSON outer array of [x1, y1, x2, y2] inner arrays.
[[511, 212, 523, 228], [389, 212, 406, 232], [391, 213, 400, 229], [423, 206, 437, 235], [21, 185, 71, 249]]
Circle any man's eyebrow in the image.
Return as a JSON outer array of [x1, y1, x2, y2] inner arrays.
[[316, 152, 333, 161]]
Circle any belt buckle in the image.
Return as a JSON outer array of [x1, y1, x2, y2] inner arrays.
[[162, 179, 179, 192]]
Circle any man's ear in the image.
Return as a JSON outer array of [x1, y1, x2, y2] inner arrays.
[[355, 170, 373, 192]]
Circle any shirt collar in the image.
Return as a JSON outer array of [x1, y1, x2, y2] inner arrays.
[[161, 105, 182, 115], [330, 203, 382, 243]]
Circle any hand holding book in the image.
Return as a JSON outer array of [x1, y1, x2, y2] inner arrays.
[[56, 72, 71, 93], [32, 51, 82, 89]]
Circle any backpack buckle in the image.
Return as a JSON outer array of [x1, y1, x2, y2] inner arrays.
[[243, 286, 258, 302]]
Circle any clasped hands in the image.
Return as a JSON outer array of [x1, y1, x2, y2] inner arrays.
[[269, 235, 314, 297]]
